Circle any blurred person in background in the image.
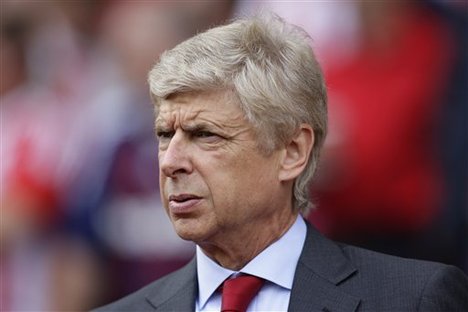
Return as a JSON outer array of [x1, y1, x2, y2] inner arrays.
[[1, 1, 106, 310], [236, 0, 467, 272]]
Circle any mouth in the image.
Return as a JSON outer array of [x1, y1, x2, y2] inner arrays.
[[168, 194, 202, 214], [169, 194, 202, 202]]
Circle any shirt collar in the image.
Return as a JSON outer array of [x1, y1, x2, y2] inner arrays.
[[196, 216, 307, 310]]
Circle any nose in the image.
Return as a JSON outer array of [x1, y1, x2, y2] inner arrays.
[[159, 131, 193, 178]]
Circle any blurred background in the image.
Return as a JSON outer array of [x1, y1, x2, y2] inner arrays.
[[1, 0, 466, 310]]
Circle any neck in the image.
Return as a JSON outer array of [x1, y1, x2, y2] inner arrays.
[[198, 212, 298, 271]]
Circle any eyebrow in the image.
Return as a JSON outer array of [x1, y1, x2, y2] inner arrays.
[[154, 121, 220, 133], [183, 122, 218, 133]]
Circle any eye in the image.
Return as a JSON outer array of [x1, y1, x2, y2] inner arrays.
[[194, 131, 216, 138], [156, 131, 174, 139]]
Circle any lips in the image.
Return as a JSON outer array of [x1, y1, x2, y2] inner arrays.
[[168, 194, 202, 214], [169, 194, 201, 202]]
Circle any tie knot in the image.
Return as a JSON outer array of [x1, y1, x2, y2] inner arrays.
[[220, 274, 264, 312]]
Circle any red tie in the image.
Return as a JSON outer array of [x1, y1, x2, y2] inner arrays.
[[220, 274, 265, 312]]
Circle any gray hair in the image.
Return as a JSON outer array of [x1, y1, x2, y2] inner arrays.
[[148, 13, 327, 215]]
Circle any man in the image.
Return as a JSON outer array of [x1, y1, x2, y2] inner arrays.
[[95, 14, 468, 312]]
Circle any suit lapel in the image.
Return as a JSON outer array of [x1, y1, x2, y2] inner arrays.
[[288, 223, 361, 312], [145, 257, 198, 311]]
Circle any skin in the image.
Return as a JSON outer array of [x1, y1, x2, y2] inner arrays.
[[156, 89, 313, 270]]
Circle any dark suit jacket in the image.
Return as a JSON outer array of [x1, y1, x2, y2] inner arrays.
[[94, 223, 468, 311]]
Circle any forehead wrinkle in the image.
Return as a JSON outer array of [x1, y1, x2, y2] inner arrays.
[[196, 111, 247, 130], [155, 104, 204, 129], [156, 102, 248, 133]]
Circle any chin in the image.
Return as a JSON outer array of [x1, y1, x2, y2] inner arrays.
[[172, 219, 209, 243], [174, 229, 198, 241]]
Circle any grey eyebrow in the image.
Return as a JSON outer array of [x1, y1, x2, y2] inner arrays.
[[183, 123, 215, 132], [154, 122, 220, 135]]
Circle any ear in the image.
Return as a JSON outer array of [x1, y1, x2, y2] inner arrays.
[[278, 124, 314, 182]]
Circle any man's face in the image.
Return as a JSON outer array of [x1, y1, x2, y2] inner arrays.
[[156, 90, 288, 245]]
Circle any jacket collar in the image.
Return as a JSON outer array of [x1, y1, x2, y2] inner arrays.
[[288, 222, 361, 312], [145, 257, 198, 311]]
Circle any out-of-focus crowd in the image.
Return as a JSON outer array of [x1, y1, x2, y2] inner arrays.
[[1, 1, 466, 311]]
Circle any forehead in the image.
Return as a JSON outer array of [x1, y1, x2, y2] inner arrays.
[[155, 90, 245, 125]]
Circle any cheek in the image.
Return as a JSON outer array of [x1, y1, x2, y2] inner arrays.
[[232, 153, 279, 194], [195, 155, 237, 205], [204, 155, 256, 201]]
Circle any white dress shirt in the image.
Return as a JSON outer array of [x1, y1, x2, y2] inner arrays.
[[195, 216, 307, 312]]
